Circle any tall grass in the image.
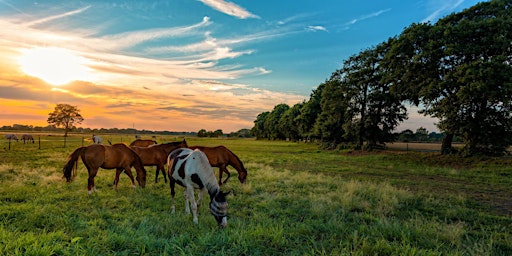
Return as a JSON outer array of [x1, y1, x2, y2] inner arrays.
[[0, 136, 511, 255]]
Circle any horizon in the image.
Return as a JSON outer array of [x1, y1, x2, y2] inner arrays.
[[0, 0, 483, 133]]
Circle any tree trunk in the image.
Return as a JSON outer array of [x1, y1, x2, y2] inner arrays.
[[441, 133, 454, 155]]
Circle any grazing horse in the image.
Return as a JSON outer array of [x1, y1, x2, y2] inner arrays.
[[21, 134, 35, 144], [62, 143, 147, 194], [167, 148, 230, 227], [129, 140, 188, 183], [188, 145, 248, 185], [129, 139, 157, 147], [92, 135, 103, 144], [4, 134, 18, 142]]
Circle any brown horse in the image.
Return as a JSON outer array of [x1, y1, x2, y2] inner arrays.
[[130, 140, 188, 183], [63, 143, 147, 194], [188, 145, 247, 185], [129, 139, 157, 147]]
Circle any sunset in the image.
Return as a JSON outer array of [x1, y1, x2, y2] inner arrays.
[[0, 0, 480, 132], [1, 1, 511, 254]]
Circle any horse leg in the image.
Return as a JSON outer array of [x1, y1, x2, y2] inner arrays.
[[114, 168, 123, 189], [161, 164, 168, 183], [87, 168, 98, 194], [197, 187, 207, 211], [169, 179, 176, 213], [220, 165, 231, 185], [184, 190, 191, 214], [186, 186, 199, 224], [124, 167, 137, 188]]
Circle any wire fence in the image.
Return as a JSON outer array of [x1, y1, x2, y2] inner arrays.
[[1, 133, 138, 151]]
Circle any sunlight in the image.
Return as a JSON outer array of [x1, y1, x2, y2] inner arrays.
[[18, 47, 91, 86]]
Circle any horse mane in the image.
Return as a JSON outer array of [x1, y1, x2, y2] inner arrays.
[[219, 146, 246, 171]]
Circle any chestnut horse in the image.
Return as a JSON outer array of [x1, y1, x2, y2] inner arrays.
[[167, 148, 230, 227], [129, 140, 188, 183], [63, 143, 147, 194], [129, 139, 157, 147], [188, 145, 247, 185]]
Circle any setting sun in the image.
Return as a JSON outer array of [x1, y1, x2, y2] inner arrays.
[[18, 47, 91, 86]]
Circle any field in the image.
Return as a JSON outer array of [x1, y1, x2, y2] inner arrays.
[[1, 134, 511, 255]]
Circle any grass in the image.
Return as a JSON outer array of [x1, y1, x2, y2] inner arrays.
[[0, 135, 511, 255]]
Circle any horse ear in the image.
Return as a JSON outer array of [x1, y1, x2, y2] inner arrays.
[[223, 190, 232, 197]]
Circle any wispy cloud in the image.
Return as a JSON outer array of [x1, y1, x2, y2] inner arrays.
[[0, 6, 304, 131], [25, 6, 91, 27], [199, 0, 260, 19], [306, 25, 328, 32], [101, 16, 212, 50], [422, 0, 465, 23], [345, 8, 391, 26]]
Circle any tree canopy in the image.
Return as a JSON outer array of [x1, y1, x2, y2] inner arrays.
[[47, 103, 84, 138], [252, 0, 512, 156]]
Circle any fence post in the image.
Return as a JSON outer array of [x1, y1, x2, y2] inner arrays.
[[8, 139, 11, 150], [38, 136, 41, 150]]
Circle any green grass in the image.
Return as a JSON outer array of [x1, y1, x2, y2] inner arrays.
[[0, 135, 511, 255]]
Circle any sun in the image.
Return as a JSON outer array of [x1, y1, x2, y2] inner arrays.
[[18, 47, 91, 86]]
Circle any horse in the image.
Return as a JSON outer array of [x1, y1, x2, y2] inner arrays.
[[62, 143, 147, 194], [167, 148, 230, 227], [129, 140, 188, 183], [129, 139, 157, 147], [4, 134, 18, 142], [21, 134, 35, 144], [188, 145, 247, 185], [92, 135, 103, 144]]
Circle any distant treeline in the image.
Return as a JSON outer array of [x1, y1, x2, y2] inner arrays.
[[251, 1, 512, 156], [1, 124, 253, 138], [0, 124, 196, 137]]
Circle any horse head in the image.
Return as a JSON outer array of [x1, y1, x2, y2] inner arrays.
[[209, 191, 230, 228]]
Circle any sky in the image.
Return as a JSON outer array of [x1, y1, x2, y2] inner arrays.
[[0, 0, 485, 133]]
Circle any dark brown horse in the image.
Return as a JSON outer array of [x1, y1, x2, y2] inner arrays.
[[63, 143, 147, 194], [130, 140, 188, 183], [188, 145, 247, 185], [129, 139, 157, 147]]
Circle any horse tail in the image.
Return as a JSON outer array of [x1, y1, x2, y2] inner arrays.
[[63, 146, 86, 182]]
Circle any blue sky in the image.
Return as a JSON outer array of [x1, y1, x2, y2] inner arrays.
[[0, 0, 484, 132]]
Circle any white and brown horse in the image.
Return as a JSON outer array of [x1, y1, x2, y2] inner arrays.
[[21, 134, 35, 144], [4, 134, 18, 142], [92, 135, 103, 144], [167, 148, 230, 227]]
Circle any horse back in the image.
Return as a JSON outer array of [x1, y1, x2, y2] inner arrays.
[[189, 145, 234, 167], [82, 144, 107, 168]]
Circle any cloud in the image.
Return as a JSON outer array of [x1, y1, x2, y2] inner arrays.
[[199, 0, 260, 19], [422, 0, 465, 23], [0, 4, 306, 132], [306, 25, 328, 32], [345, 8, 391, 26], [24, 6, 91, 27], [101, 16, 212, 50]]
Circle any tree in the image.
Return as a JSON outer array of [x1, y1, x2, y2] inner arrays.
[[384, 0, 512, 155], [331, 41, 406, 150], [251, 111, 269, 139], [47, 104, 84, 147], [313, 80, 349, 147], [278, 103, 303, 141], [296, 84, 324, 140], [264, 104, 290, 140], [197, 129, 208, 137]]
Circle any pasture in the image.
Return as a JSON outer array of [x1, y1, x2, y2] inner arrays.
[[0, 134, 511, 255]]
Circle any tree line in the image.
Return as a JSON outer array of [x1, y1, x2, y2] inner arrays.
[[251, 0, 512, 156]]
